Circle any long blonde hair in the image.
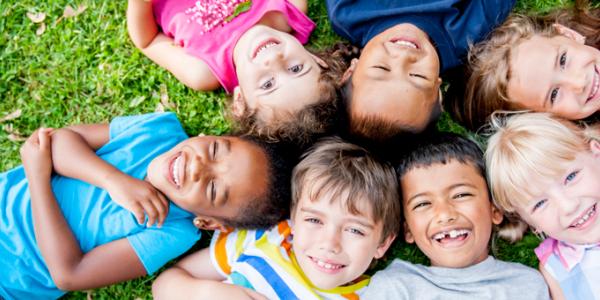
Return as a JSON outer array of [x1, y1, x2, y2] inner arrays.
[[485, 112, 600, 240], [455, 1, 600, 131]]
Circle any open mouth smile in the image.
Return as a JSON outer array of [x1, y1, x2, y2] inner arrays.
[[252, 39, 280, 59], [569, 203, 597, 229], [309, 256, 345, 273], [390, 37, 420, 50], [587, 65, 599, 103], [431, 228, 471, 246], [168, 152, 184, 189]]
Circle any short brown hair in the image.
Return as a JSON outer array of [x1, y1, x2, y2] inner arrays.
[[291, 137, 401, 242]]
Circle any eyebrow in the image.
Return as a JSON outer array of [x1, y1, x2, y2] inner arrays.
[[300, 207, 375, 229], [224, 139, 231, 153], [221, 188, 229, 207]]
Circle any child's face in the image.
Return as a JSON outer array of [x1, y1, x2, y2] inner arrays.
[[348, 23, 442, 132], [291, 189, 393, 290], [147, 136, 268, 220], [507, 31, 600, 120], [513, 147, 600, 245], [401, 160, 502, 268], [233, 25, 325, 122]]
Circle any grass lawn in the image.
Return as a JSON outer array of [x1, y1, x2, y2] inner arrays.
[[0, 0, 590, 298]]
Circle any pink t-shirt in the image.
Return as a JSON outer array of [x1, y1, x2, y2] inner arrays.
[[153, 0, 316, 93]]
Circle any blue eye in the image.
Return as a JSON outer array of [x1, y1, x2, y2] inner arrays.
[[348, 228, 365, 236], [565, 171, 579, 184], [532, 199, 547, 212]]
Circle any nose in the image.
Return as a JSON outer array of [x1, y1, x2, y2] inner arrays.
[[562, 69, 586, 94], [319, 226, 342, 254], [263, 51, 285, 67], [190, 154, 205, 182], [550, 189, 581, 219], [434, 201, 458, 225]]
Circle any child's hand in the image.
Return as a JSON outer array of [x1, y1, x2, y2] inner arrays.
[[20, 128, 54, 180], [105, 173, 169, 227]]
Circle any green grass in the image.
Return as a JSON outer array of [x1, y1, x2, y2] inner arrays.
[[0, 0, 581, 298]]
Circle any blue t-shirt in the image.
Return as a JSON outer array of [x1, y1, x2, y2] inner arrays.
[[325, 0, 515, 72], [0, 113, 200, 300]]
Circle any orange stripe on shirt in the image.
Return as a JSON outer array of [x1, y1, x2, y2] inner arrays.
[[215, 231, 232, 275]]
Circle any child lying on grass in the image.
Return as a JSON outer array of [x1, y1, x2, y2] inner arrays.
[[152, 137, 401, 299], [363, 132, 549, 299], [1, 112, 292, 299]]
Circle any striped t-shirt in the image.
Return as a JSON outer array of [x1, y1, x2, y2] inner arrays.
[[210, 220, 369, 299]]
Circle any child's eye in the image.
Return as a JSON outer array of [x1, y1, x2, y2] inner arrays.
[[549, 88, 559, 105], [453, 192, 473, 199], [564, 170, 579, 184], [413, 201, 430, 210], [210, 141, 218, 159], [260, 78, 274, 90], [207, 180, 216, 204], [305, 217, 322, 224], [347, 228, 365, 236], [532, 199, 547, 212], [373, 65, 390, 71], [410, 73, 427, 80], [288, 64, 303, 73], [559, 52, 567, 68]]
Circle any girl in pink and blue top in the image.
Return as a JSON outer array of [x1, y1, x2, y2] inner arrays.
[[486, 112, 600, 300], [127, 0, 344, 146]]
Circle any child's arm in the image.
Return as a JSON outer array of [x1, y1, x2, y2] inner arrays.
[[288, 0, 308, 14], [50, 123, 168, 226], [126, 0, 220, 91], [153, 248, 267, 300], [539, 265, 565, 300], [20, 129, 148, 290]]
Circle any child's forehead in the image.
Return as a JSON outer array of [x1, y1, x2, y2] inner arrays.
[[400, 161, 487, 196], [300, 185, 377, 221]]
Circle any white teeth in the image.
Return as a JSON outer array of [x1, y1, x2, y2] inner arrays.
[[571, 204, 597, 228], [433, 229, 470, 241], [256, 42, 277, 56], [393, 40, 417, 49], [590, 69, 599, 100], [172, 155, 181, 187], [314, 258, 342, 270]]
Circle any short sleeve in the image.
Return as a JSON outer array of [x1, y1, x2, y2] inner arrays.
[[127, 217, 200, 274], [109, 112, 183, 141], [209, 228, 256, 277]]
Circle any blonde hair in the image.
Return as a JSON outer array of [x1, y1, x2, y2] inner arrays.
[[486, 112, 600, 212], [458, 1, 600, 131]]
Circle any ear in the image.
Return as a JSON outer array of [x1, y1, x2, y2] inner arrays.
[[231, 86, 247, 117], [552, 23, 586, 44], [403, 222, 415, 244], [491, 205, 504, 225], [340, 58, 358, 85], [309, 53, 329, 69], [589, 139, 600, 156], [374, 234, 396, 259], [193, 216, 227, 231]]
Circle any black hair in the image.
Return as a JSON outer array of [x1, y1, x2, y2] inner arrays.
[[217, 135, 295, 229], [396, 131, 486, 180]]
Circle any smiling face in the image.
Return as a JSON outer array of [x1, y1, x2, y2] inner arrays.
[[401, 161, 502, 268], [291, 189, 392, 290], [513, 148, 600, 245], [349, 23, 442, 131], [232, 25, 324, 122], [146, 136, 269, 220], [507, 33, 600, 120]]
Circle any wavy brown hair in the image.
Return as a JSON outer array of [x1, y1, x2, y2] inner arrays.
[[231, 43, 359, 147], [454, 0, 600, 131]]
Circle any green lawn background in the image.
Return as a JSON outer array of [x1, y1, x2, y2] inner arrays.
[[0, 0, 586, 298]]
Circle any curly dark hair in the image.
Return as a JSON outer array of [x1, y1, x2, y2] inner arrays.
[[216, 135, 295, 229], [231, 43, 360, 148]]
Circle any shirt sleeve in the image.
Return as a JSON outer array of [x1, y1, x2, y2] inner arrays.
[[109, 112, 182, 141], [209, 228, 257, 277], [127, 217, 200, 274]]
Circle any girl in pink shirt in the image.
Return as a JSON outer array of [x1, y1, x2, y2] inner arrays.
[[127, 0, 345, 146]]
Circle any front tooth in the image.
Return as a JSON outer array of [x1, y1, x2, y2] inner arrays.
[[449, 230, 459, 238]]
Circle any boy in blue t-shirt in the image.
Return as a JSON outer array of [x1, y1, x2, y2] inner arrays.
[[325, 0, 515, 141], [2, 112, 291, 299]]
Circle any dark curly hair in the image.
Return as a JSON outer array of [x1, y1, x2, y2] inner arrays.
[[231, 43, 360, 148]]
